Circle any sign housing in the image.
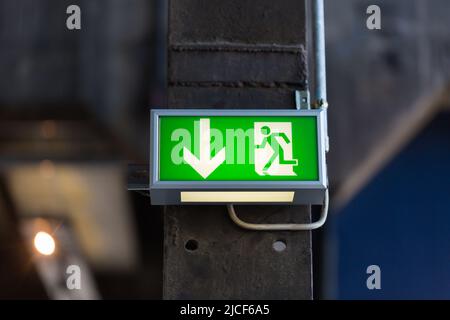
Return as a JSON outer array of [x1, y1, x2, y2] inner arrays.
[[150, 109, 327, 205]]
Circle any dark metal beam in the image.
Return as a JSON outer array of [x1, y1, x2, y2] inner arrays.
[[164, 0, 312, 299]]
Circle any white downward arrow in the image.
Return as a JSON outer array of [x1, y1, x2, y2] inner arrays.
[[183, 118, 226, 179]]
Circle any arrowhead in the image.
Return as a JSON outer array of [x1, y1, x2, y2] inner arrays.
[[183, 147, 226, 179]]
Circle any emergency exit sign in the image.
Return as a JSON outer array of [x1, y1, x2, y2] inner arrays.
[[150, 110, 327, 205]]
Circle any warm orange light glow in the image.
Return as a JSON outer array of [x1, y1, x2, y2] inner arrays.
[[33, 231, 56, 256]]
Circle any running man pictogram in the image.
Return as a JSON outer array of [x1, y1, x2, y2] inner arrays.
[[254, 122, 298, 176]]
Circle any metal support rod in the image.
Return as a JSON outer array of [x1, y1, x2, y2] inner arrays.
[[312, 0, 327, 107], [312, 0, 330, 153]]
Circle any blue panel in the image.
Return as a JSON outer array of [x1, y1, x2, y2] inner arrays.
[[333, 112, 450, 299]]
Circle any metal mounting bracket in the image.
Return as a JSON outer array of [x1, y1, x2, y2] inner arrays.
[[295, 90, 311, 110]]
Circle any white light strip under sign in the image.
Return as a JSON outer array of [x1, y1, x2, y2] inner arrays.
[[180, 191, 295, 203]]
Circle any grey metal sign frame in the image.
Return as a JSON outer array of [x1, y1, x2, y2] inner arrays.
[[150, 109, 328, 205]]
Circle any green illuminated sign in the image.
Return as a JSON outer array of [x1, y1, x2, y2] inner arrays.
[[159, 116, 318, 181], [150, 110, 327, 205]]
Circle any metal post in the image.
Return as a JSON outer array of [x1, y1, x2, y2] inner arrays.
[[312, 0, 329, 155], [312, 0, 327, 106]]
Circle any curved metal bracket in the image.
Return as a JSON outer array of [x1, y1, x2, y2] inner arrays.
[[227, 189, 329, 231]]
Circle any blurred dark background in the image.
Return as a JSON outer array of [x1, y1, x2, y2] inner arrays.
[[0, 0, 449, 299]]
